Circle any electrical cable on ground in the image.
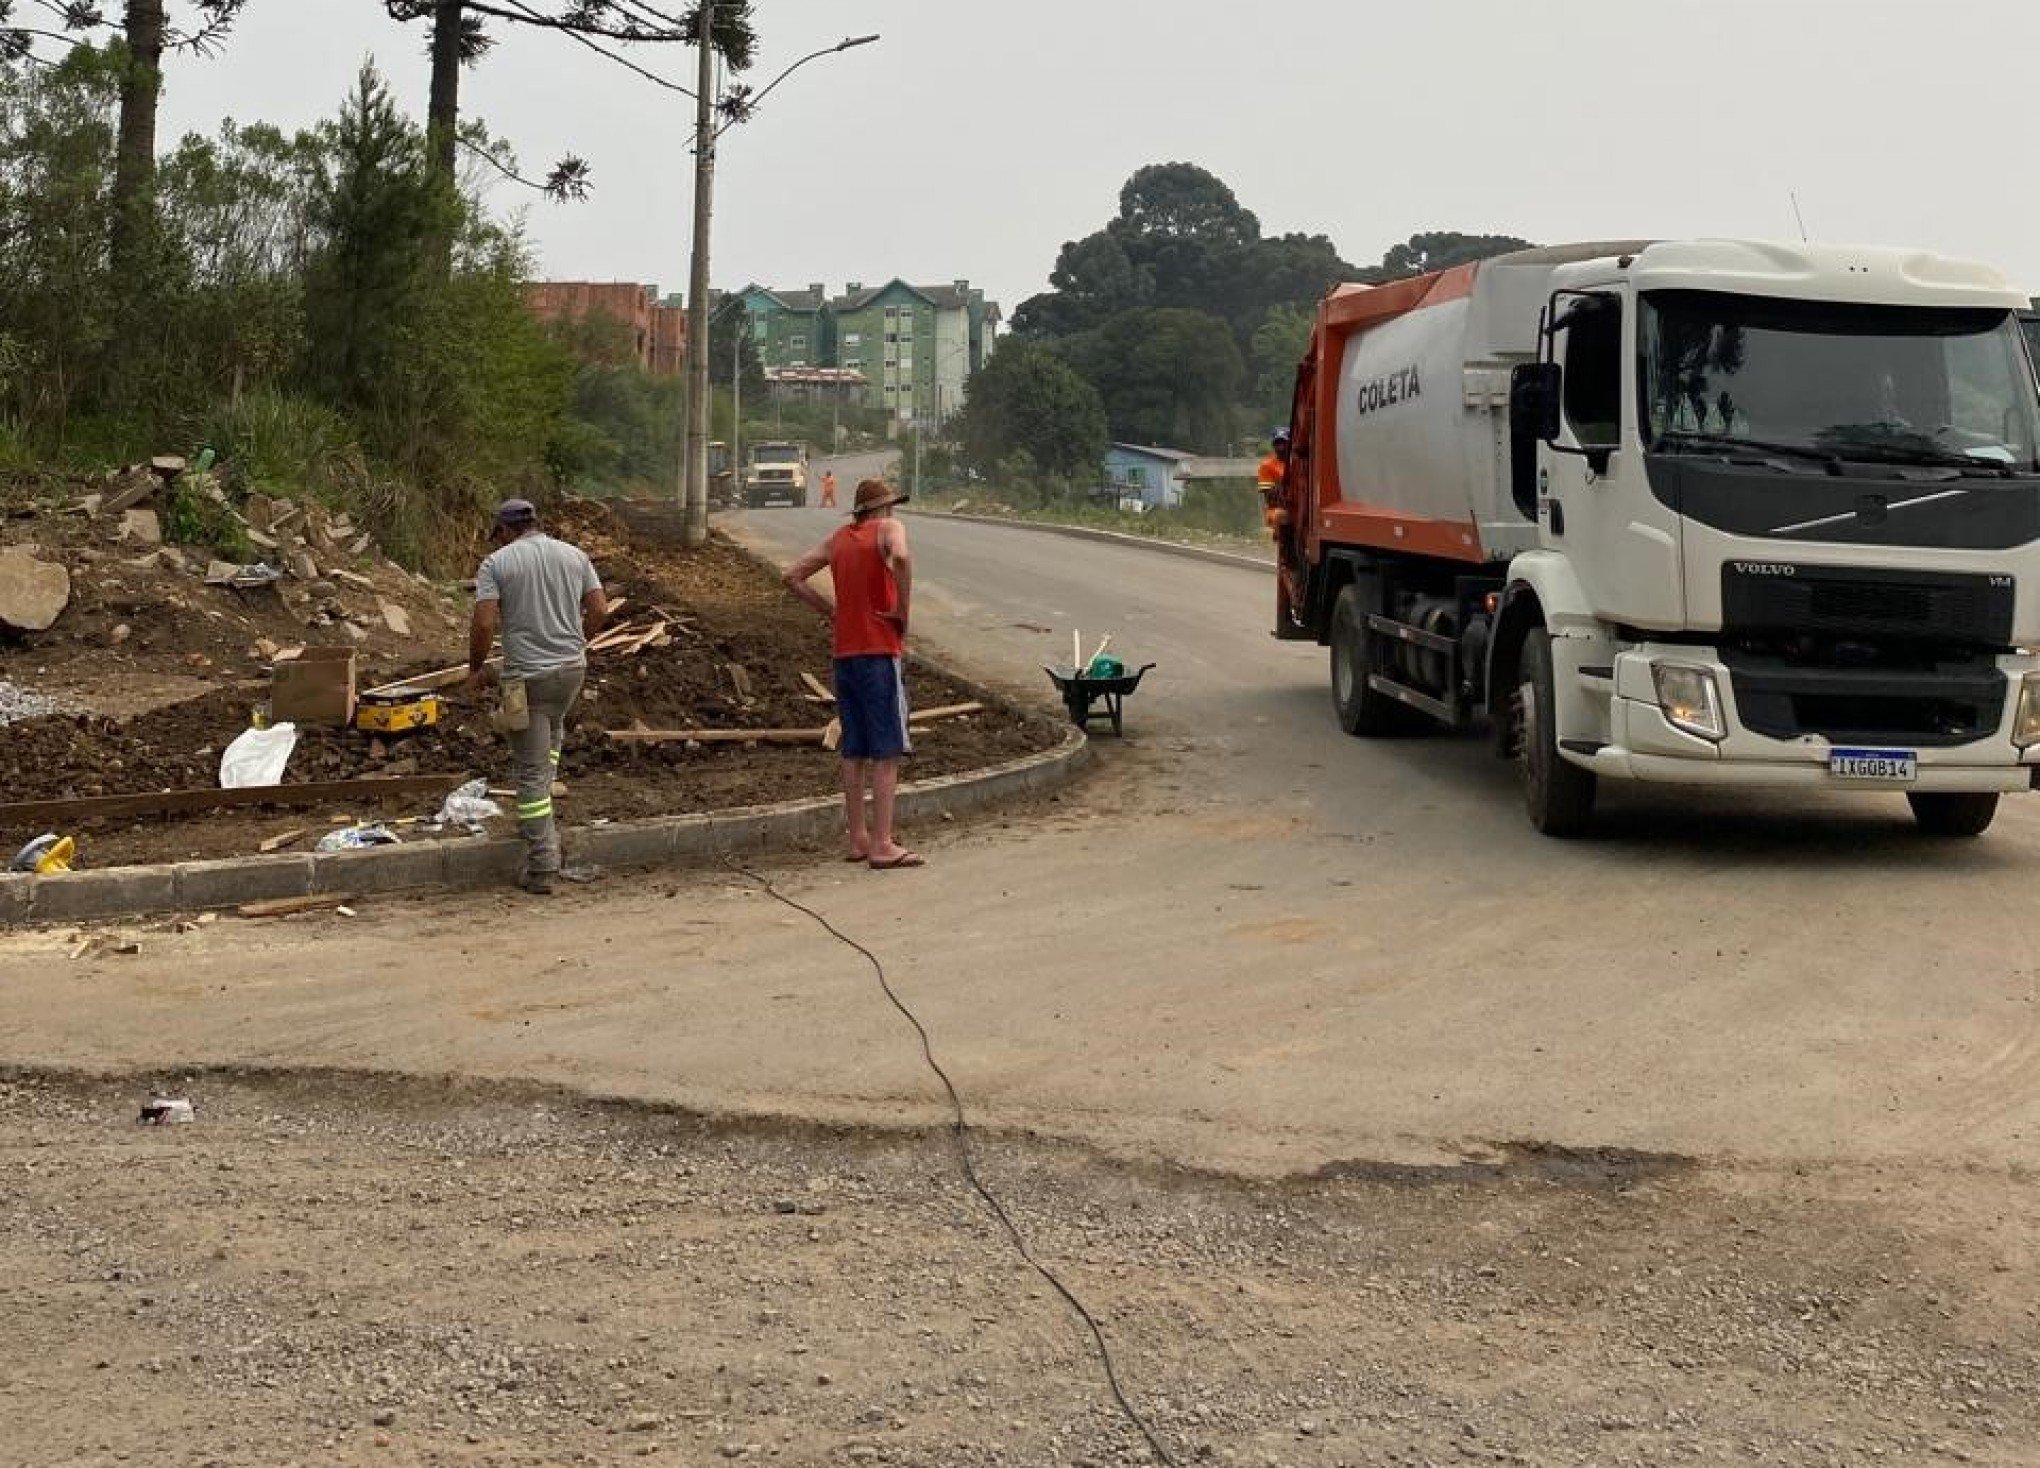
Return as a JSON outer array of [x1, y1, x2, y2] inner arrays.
[[723, 856, 1182, 1467]]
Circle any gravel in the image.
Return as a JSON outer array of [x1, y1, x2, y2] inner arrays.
[[0, 678, 64, 725], [3, 1069, 2037, 1466]]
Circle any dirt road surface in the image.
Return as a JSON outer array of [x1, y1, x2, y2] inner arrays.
[[7, 1070, 2039, 1467], [8, 459, 2040, 1463]]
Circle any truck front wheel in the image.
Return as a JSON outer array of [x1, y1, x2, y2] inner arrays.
[[1906, 791, 1998, 837], [1515, 629, 1596, 837], [1331, 584, 1411, 736]]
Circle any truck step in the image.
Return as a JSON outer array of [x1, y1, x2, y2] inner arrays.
[[1366, 673, 1458, 725]]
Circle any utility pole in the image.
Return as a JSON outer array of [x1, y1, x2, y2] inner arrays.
[[676, 25, 878, 541], [731, 306, 742, 504], [679, 0, 718, 545]]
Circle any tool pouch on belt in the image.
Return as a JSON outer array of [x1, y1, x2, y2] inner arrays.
[[492, 678, 530, 734]]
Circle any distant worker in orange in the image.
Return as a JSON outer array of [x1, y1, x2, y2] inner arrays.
[[1257, 427, 1291, 536], [819, 469, 839, 508]]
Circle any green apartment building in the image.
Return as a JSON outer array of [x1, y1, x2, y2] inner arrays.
[[723, 278, 1000, 426]]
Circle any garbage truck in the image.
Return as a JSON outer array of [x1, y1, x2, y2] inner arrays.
[[1273, 240, 2040, 836]]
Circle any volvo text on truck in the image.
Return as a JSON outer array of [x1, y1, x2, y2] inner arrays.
[[1273, 240, 2040, 837]]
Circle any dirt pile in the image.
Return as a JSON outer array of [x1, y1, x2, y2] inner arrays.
[[1, 498, 1061, 868], [1, 462, 468, 719]]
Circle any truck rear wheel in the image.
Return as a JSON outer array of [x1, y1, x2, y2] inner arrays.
[[1906, 791, 1998, 837], [1516, 629, 1596, 837], [1331, 584, 1413, 736]]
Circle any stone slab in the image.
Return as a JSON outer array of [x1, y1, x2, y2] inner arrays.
[[31, 866, 178, 922], [311, 843, 448, 896], [175, 854, 315, 910]]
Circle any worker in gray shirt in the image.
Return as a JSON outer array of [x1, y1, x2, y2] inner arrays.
[[467, 499, 607, 894]]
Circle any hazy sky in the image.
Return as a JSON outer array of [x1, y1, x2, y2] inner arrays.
[[156, 0, 2040, 317]]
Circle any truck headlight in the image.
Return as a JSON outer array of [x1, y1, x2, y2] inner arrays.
[[2015, 674, 2040, 749], [1654, 663, 1726, 742]]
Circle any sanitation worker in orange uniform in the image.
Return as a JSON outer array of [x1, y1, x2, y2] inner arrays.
[[819, 469, 839, 508], [782, 479, 923, 870], [1257, 428, 1291, 535]]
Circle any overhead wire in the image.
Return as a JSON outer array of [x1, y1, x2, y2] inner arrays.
[[721, 856, 1182, 1467]]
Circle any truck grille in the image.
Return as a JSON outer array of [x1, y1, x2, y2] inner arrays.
[[1722, 650, 2006, 747], [1721, 564, 2013, 647]]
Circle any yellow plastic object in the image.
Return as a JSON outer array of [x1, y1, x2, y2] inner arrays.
[[15, 834, 76, 874], [354, 694, 441, 735]]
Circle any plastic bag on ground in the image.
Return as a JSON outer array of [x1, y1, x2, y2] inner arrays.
[[433, 776, 503, 830], [315, 823, 401, 853], [219, 723, 298, 788]]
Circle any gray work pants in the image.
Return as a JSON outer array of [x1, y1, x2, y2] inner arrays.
[[506, 664, 584, 877]]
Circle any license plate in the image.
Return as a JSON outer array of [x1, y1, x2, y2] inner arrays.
[[1828, 747, 1918, 783]]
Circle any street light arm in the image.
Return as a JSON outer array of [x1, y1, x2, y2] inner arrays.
[[711, 33, 878, 139]]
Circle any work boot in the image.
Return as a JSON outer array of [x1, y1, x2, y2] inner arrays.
[[518, 871, 555, 896]]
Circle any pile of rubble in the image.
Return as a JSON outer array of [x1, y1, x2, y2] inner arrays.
[[0, 456, 463, 716]]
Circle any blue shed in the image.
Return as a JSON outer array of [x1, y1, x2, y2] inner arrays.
[[1100, 443, 1200, 509]]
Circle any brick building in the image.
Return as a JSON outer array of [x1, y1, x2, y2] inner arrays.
[[523, 282, 686, 377]]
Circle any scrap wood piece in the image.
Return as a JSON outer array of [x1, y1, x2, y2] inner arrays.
[[0, 773, 469, 829], [822, 717, 842, 752], [237, 893, 356, 920], [909, 702, 985, 723], [588, 619, 659, 653], [258, 827, 310, 853], [800, 672, 835, 702], [361, 656, 497, 699]]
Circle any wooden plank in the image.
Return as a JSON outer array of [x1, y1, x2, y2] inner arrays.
[[909, 702, 985, 722], [361, 657, 497, 698], [258, 827, 309, 853], [0, 774, 468, 829], [237, 893, 356, 919], [800, 672, 835, 702]]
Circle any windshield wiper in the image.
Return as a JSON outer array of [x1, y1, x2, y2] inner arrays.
[[1654, 431, 1841, 471], [1819, 437, 2015, 477]]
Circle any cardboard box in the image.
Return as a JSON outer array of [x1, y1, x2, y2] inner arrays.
[[270, 646, 357, 726]]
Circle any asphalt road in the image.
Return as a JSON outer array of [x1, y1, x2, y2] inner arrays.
[[7, 471, 2040, 1179]]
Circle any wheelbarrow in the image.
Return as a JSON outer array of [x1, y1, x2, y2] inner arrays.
[[1044, 662, 1156, 736]]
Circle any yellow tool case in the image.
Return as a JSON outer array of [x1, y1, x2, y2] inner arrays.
[[353, 692, 441, 735]]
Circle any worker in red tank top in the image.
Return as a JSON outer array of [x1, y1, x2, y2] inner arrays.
[[784, 478, 923, 869]]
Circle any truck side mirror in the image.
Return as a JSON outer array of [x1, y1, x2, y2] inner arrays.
[[1511, 362, 1562, 443]]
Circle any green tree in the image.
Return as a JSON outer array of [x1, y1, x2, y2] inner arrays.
[[708, 301, 766, 396], [958, 341, 1107, 479], [299, 63, 446, 409], [1060, 308, 1244, 453], [380, 0, 757, 269], [1251, 303, 1313, 428], [1378, 231, 1533, 279], [0, 48, 123, 434]]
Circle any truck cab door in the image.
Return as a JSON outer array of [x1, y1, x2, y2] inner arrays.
[[1544, 288, 1685, 630]]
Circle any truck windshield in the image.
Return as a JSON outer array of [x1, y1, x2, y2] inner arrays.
[[753, 446, 801, 464], [1641, 291, 2040, 472]]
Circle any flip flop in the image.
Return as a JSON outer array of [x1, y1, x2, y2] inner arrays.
[[868, 851, 925, 870], [843, 852, 870, 863]]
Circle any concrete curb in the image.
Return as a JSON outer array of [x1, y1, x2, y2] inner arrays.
[[922, 509, 1275, 572], [0, 727, 1089, 926]]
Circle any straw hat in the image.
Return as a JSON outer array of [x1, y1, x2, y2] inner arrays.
[[852, 478, 908, 516]]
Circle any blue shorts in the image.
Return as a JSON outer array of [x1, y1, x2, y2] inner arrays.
[[834, 655, 912, 761]]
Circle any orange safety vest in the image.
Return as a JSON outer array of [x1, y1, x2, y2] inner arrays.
[[1257, 453, 1287, 529]]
